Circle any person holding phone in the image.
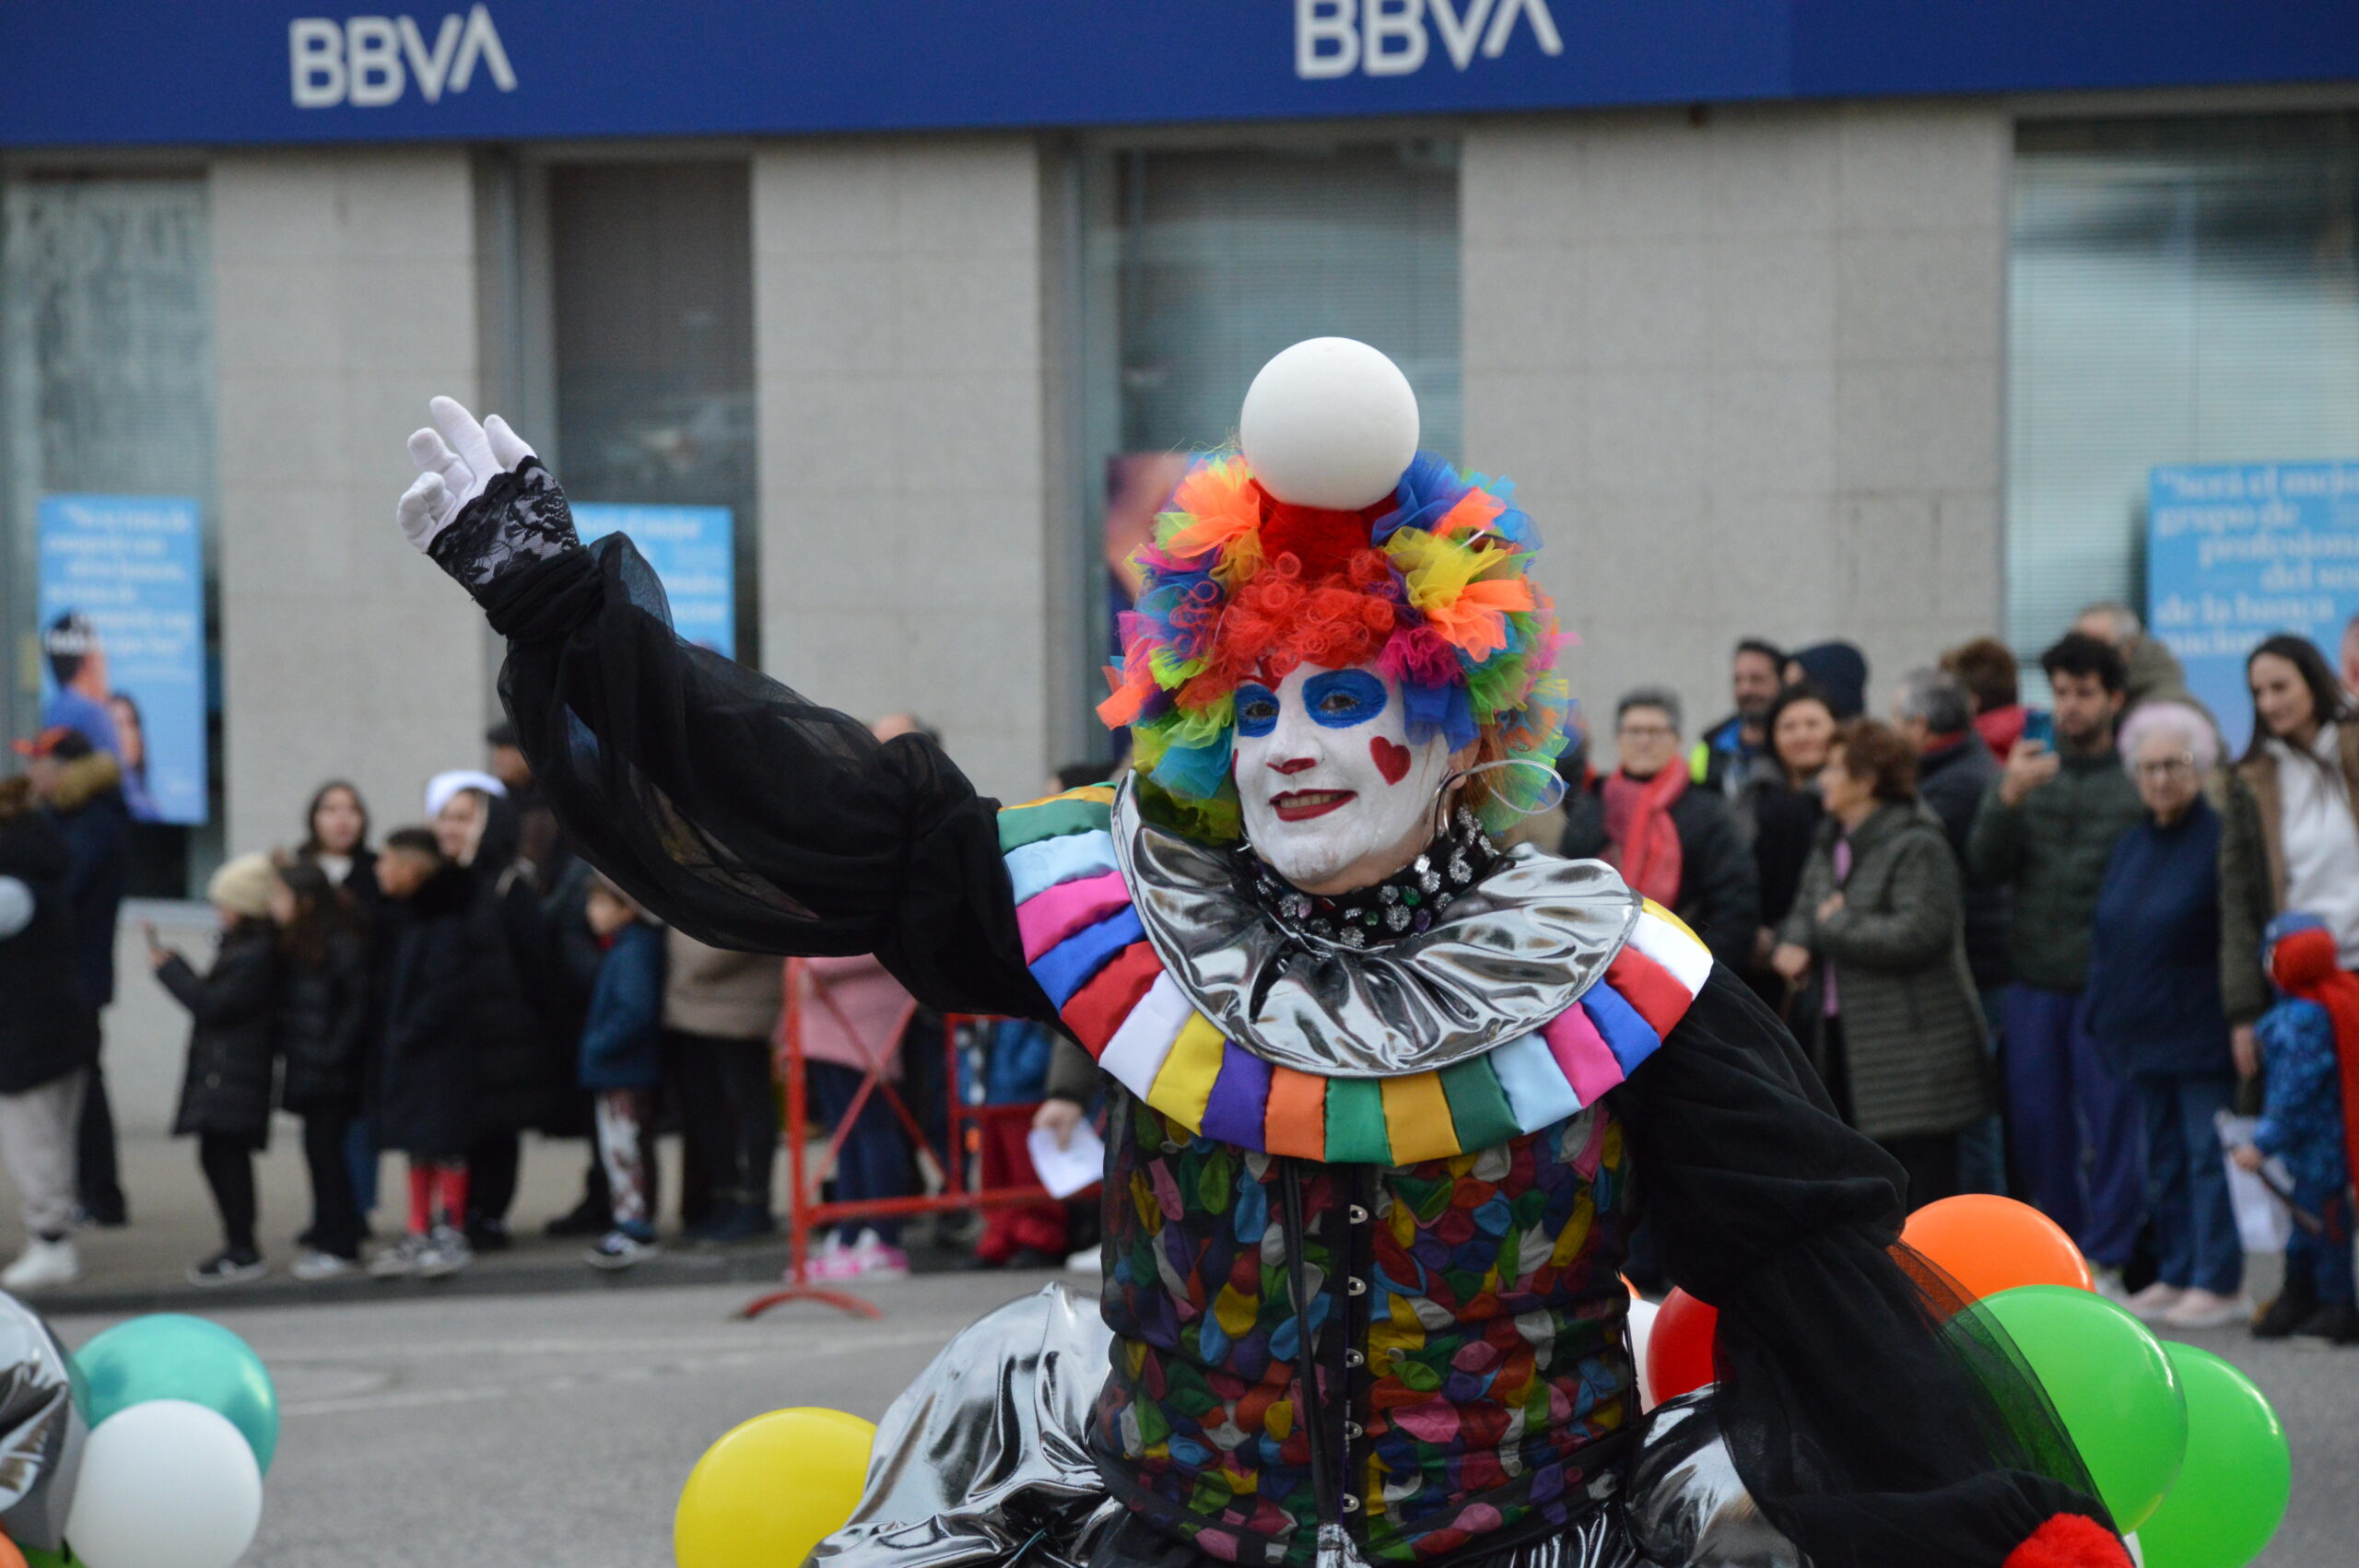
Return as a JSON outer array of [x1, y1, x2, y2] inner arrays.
[[1967, 633, 2149, 1298]]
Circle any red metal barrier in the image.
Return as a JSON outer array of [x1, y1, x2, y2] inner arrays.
[[739, 962, 1064, 1320]]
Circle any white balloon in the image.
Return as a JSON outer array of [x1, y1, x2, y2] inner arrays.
[[1625, 1297, 1660, 1411], [1238, 337, 1420, 510], [66, 1398, 263, 1568], [2123, 1532, 2142, 1568]]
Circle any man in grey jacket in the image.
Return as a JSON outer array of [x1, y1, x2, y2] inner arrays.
[[1967, 633, 2147, 1293]]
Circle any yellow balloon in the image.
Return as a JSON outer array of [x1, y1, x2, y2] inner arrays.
[[675, 1406, 877, 1568]]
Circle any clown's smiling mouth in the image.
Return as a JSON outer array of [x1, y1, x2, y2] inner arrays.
[[1271, 790, 1356, 822]]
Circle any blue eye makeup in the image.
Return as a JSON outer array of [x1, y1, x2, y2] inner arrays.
[[1235, 683, 1280, 738], [1302, 670, 1390, 730]]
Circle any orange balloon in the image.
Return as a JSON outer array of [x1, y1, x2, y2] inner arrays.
[[0, 1529, 26, 1568], [1901, 1195, 2092, 1300]]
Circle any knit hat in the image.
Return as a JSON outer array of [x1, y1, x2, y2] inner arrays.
[[206, 853, 276, 920]]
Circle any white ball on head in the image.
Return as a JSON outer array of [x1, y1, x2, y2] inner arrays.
[[1239, 337, 1420, 510]]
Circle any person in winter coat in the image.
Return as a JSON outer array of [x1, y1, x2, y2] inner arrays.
[[1969, 632, 2148, 1288], [1945, 636, 2029, 761], [791, 953, 920, 1281], [1894, 666, 2012, 1197], [370, 828, 478, 1278], [2235, 915, 2359, 1344], [580, 878, 667, 1269], [2083, 704, 2246, 1329], [2219, 634, 2359, 1076], [1784, 640, 1869, 720], [664, 928, 783, 1246], [432, 781, 560, 1249], [0, 778, 100, 1292], [271, 859, 372, 1280], [1688, 638, 1786, 798], [1773, 721, 1992, 1209], [152, 853, 282, 1286], [2072, 603, 2218, 737], [18, 727, 130, 1227], [1740, 683, 1836, 1005], [298, 779, 383, 1223], [1562, 686, 1762, 973]]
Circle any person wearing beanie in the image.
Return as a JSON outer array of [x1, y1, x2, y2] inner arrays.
[[150, 851, 284, 1285], [1786, 639, 1871, 720], [393, 348, 2135, 1568]]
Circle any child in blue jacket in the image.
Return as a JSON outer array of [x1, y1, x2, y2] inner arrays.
[[579, 876, 666, 1269], [2236, 912, 2356, 1342]]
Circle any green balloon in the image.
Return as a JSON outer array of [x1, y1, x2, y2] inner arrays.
[[22, 1546, 80, 1566], [1978, 1284, 2188, 1531], [71, 1313, 278, 1473], [2135, 1345, 2289, 1568]]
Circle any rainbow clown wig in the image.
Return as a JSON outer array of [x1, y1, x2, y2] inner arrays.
[[1097, 342, 1569, 844]]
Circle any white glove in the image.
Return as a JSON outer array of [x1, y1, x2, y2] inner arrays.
[[395, 395, 538, 554]]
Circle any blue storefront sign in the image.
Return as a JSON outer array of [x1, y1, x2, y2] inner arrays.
[[3, 2, 2354, 148], [2148, 462, 2359, 756], [36, 495, 210, 825], [571, 503, 737, 659]]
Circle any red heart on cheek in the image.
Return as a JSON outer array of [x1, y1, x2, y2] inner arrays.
[[1369, 737, 1412, 785]]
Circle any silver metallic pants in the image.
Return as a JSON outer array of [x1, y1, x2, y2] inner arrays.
[[810, 1285, 1803, 1568]]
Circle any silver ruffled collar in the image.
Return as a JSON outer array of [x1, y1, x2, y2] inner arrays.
[[1112, 782, 1639, 1076]]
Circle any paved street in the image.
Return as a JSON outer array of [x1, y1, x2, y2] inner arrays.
[[38, 1269, 2359, 1568]]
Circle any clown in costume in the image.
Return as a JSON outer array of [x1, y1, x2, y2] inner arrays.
[[394, 340, 2130, 1568]]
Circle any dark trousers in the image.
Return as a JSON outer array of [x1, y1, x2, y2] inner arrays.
[[2132, 1071, 2241, 1295], [466, 1132, 522, 1226], [806, 1059, 912, 1246], [2002, 984, 2145, 1269], [77, 1053, 125, 1223], [2288, 1182, 2356, 1305], [300, 1111, 366, 1260], [673, 1031, 778, 1219], [197, 1133, 258, 1255]]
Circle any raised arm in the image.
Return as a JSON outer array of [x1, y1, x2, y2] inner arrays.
[[394, 399, 1050, 1022]]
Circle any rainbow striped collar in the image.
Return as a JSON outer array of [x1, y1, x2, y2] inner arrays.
[[1002, 785, 1713, 1164]]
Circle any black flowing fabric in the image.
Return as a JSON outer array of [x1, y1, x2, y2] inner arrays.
[[1616, 969, 2112, 1568], [482, 533, 1050, 1023], [450, 479, 2118, 1568]]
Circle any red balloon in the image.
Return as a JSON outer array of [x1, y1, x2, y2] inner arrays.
[[1644, 1288, 1719, 1402]]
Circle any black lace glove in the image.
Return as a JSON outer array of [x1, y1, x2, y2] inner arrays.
[[426, 457, 581, 593]]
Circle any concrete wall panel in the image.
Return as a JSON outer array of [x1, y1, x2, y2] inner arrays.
[[212, 149, 489, 859]]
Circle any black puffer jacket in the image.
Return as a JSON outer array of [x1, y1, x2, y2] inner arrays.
[[279, 927, 370, 1115], [376, 863, 477, 1157], [47, 752, 129, 1009], [463, 795, 562, 1135], [163, 922, 281, 1141], [1915, 731, 2011, 990], [0, 807, 100, 1094]]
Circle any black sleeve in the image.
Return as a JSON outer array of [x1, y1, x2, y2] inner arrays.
[[1614, 968, 2118, 1568], [158, 945, 279, 1028], [1684, 798, 1763, 972], [470, 526, 1050, 1023]]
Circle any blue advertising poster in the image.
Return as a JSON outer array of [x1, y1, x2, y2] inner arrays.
[[2148, 461, 2359, 756], [36, 495, 209, 825], [571, 503, 736, 659]]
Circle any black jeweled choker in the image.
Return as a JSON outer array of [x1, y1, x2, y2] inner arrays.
[[1240, 806, 1499, 949]]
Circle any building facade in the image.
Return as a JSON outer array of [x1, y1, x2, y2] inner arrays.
[[6, 6, 2358, 886]]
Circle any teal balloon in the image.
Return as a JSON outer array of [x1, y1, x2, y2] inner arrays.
[[72, 1314, 278, 1473], [1978, 1284, 2187, 1531], [2136, 1344, 2289, 1568]]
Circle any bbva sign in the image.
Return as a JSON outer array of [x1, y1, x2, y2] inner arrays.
[[1297, 0, 1565, 78], [290, 4, 516, 109]]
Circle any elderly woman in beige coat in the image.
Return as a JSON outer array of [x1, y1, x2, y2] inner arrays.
[[1774, 719, 1993, 1211], [663, 929, 785, 1246]]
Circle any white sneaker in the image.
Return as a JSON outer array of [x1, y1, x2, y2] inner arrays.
[[417, 1225, 474, 1279], [2161, 1288, 2253, 1329], [2120, 1281, 2184, 1322], [370, 1234, 429, 1279], [847, 1228, 910, 1281], [1, 1237, 78, 1292], [1064, 1246, 1102, 1275], [2091, 1266, 2132, 1305], [291, 1249, 358, 1282]]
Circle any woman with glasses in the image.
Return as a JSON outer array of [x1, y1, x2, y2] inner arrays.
[[2082, 701, 2248, 1328]]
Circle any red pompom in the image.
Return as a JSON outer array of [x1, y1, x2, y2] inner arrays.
[[2002, 1514, 2132, 1568]]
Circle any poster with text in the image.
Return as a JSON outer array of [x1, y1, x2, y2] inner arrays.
[[571, 503, 736, 659], [36, 494, 208, 825], [2149, 461, 2359, 756]]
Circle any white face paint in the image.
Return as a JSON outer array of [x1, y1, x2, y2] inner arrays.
[[1233, 661, 1459, 895]]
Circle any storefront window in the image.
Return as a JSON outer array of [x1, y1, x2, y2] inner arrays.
[[1, 170, 218, 892], [2007, 115, 2359, 657], [548, 161, 758, 663], [1078, 140, 1461, 697]]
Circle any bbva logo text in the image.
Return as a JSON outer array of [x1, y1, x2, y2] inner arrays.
[[1297, 0, 1565, 79], [290, 4, 516, 109]]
